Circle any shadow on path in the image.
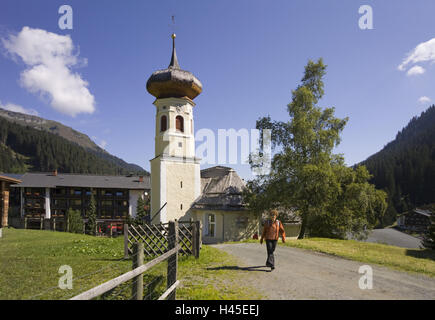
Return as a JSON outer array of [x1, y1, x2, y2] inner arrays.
[[207, 265, 271, 272]]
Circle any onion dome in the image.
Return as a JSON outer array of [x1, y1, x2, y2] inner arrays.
[[146, 34, 202, 100]]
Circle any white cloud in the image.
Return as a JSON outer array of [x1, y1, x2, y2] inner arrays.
[[398, 38, 435, 72], [2, 27, 95, 117], [0, 101, 39, 116], [98, 140, 108, 149], [418, 96, 431, 104], [406, 65, 425, 76]]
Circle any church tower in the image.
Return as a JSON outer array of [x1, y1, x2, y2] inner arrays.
[[146, 34, 202, 223]]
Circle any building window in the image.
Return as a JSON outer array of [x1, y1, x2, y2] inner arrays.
[[101, 200, 113, 207], [101, 190, 113, 196], [180, 181, 183, 188], [206, 213, 216, 237], [175, 115, 184, 132], [160, 115, 167, 132]]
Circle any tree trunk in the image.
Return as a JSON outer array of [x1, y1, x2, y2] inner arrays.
[[298, 212, 307, 239]]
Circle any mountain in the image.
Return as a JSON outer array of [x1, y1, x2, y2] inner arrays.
[[0, 108, 148, 175], [361, 105, 435, 226]]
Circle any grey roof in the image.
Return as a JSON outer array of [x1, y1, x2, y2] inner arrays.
[[0, 174, 22, 184], [8, 172, 150, 190], [191, 166, 247, 211]]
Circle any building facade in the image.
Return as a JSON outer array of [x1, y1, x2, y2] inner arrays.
[[6, 172, 150, 226]]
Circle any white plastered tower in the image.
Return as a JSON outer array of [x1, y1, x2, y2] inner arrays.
[[146, 34, 202, 223]]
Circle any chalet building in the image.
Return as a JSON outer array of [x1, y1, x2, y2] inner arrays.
[[190, 166, 258, 244], [1, 175, 22, 232], [4, 171, 150, 228], [397, 208, 432, 232]]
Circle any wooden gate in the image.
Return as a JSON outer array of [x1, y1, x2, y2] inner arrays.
[[124, 220, 201, 258]]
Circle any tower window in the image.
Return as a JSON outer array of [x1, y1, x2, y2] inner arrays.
[[160, 115, 167, 132], [176, 115, 184, 132], [180, 181, 183, 188]]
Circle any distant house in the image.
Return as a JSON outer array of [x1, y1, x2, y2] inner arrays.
[[397, 208, 432, 232], [4, 171, 150, 229]]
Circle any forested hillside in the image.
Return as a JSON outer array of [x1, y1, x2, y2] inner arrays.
[[362, 105, 435, 226], [0, 116, 148, 175], [0, 108, 145, 174]]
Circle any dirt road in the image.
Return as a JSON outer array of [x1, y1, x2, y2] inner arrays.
[[212, 243, 435, 300]]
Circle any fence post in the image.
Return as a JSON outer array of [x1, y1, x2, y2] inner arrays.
[[167, 220, 179, 300], [132, 242, 144, 300], [24, 217, 27, 229], [192, 221, 200, 259], [124, 224, 129, 259], [196, 221, 201, 258], [198, 220, 202, 250]]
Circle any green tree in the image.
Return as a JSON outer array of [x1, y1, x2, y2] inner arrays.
[[86, 189, 97, 235], [245, 58, 387, 239], [135, 195, 147, 224], [66, 208, 84, 234]]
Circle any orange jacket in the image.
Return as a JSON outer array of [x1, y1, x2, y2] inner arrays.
[[261, 220, 286, 242]]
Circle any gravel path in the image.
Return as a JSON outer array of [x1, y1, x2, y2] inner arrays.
[[212, 243, 435, 300]]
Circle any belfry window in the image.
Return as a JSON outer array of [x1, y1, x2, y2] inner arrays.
[[160, 115, 167, 132], [176, 115, 184, 132]]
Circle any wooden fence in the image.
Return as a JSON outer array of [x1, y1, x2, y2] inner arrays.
[[70, 220, 181, 300], [124, 220, 201, 259]]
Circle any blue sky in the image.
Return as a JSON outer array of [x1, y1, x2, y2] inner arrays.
[[0, 0, 434, 180]]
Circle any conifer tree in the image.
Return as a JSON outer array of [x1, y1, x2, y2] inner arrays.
[[86, 189, 97, 235], [422, 210, 435, 250], [135, 195, 147, 225]]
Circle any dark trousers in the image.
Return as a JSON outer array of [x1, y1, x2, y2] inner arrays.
[[265, 240, 277, 267]]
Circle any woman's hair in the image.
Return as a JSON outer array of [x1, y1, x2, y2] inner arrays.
[[269, 209, 278, 217]]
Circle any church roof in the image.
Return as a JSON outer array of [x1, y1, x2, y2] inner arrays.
[[146, 34, 202, 100], [191, 166, 247, 211]]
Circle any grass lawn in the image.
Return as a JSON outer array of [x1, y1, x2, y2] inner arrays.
[[238, 237, 435, 277], [0, 228, 262, 300]]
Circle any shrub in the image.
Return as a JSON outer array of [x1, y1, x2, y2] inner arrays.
[[66, 208, 84, 234]]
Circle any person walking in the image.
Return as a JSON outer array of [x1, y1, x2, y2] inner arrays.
[[260, 209, 286, 271]]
